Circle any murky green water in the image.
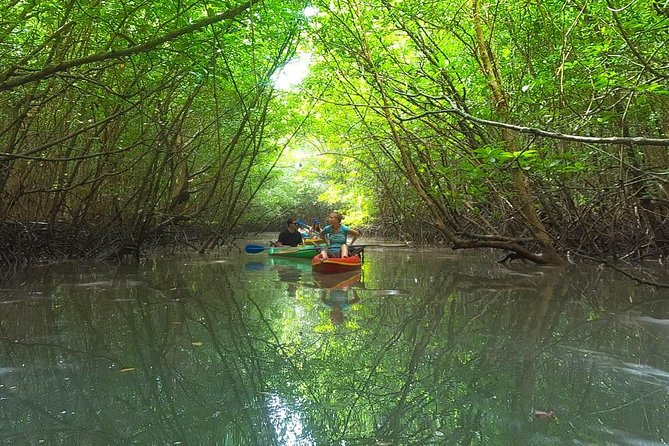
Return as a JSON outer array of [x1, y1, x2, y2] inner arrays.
[[1, 245, 669, 445]]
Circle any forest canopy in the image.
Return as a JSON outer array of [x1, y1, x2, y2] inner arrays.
[[1, 0, 668, 272]]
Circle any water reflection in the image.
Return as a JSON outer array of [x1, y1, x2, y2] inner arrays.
[[314, 271, 364, 326], [0, 251, 668, 445], [245, 257, 311, 298]]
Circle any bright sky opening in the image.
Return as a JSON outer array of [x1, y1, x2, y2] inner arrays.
[[272, 52, 311, 90]]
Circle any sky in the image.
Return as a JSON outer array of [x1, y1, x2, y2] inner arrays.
[[272, 52, 312, 90]]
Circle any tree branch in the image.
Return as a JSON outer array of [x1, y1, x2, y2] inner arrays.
[[0, 0, 261, 92], [398, 101, 669, 147]]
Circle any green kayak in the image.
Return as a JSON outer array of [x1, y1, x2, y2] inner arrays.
[[268, 245, 319, 258]]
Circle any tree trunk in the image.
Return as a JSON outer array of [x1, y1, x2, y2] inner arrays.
[[472, 0, 566, 266]]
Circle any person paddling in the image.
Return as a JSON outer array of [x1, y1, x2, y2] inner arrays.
[[271, 217, 303, 247], [319, 212, 361, 260]]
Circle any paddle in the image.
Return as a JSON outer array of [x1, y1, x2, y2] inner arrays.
[[245, 242, 406, 254], [350, 243, 408, 248], [244, 244, 316, 254], [296, 219, 312, 230], [245, 244, 285, 254]]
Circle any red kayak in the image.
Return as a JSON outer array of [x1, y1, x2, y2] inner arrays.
[[311, 254, 362, 274]]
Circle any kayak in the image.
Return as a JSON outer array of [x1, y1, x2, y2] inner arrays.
[[268, 245, 319, 258], [244, 256, 312, 273], [303, 236, 324, 245], [311, 253, 362, 274]]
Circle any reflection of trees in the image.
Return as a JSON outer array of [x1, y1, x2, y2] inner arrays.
[[0, 262, 291, 444], [2, 257, 669, 444], [290, 258, 669, 445], [375, 292, 446, 444]]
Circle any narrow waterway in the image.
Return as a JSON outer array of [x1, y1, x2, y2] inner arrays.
[[1, 242, 668, 445]]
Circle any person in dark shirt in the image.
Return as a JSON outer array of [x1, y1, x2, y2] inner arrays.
[[274, 217, 303, 247]]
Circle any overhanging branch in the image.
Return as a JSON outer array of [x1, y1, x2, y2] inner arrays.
[[0, 0, 261, 92], [398, 105, 669, 147]]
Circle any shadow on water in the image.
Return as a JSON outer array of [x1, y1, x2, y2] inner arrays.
[[1, 250, 668, 444]]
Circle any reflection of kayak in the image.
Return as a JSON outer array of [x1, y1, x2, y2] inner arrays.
[[314, 271, 362, 289], [244, 262, 267, 271], [269, 256, 312, 272], [316, 271, 363, 326], [268, 245, 319, 258], [311, 254, 362, 274], [303, 237, 324, 245], [244, 259, 308, 283]]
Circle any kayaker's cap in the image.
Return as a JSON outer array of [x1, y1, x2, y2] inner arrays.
[[313, 219, 320, 224]]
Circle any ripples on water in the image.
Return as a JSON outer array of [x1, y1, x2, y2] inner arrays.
[[0, 245, 668, 445]]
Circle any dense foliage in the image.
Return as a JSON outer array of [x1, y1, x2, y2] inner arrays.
[[1, 0, 668, 273], [300, 0, 669, 264], [0, 0, 310, 268]]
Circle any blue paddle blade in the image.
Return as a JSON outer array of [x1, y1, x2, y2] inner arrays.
[[244, 244, 267, 254]]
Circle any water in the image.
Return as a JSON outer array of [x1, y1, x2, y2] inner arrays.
[[1, 245, 669, 445]]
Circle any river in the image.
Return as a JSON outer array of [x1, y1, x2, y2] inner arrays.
[[1, 241, 668, 445]]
